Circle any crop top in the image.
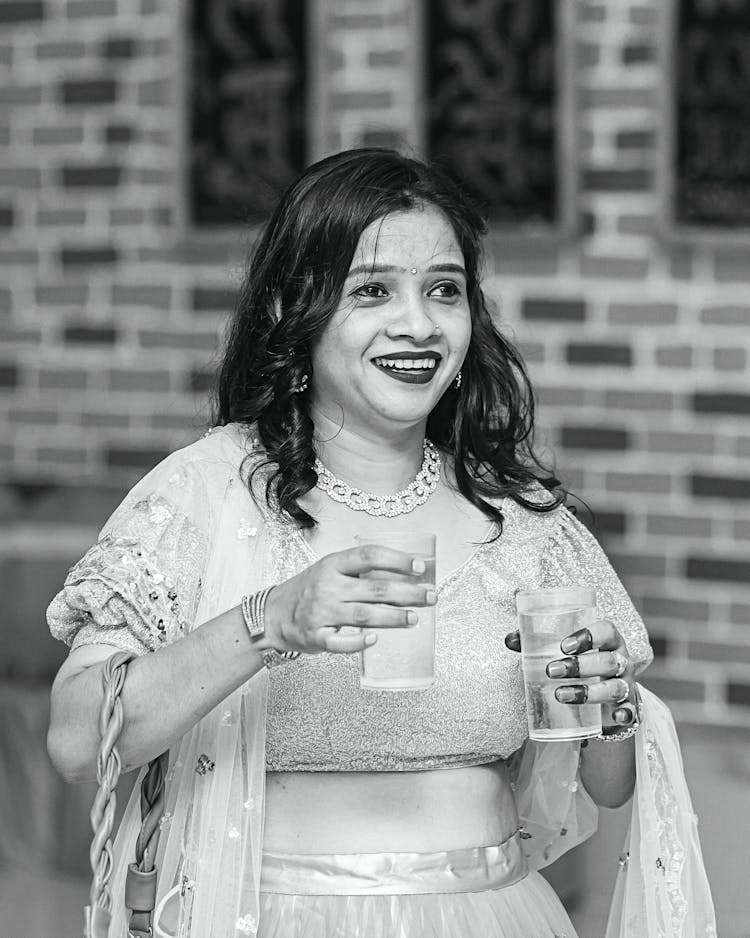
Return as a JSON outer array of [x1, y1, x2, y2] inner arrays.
[[47, 430, 653, 773]]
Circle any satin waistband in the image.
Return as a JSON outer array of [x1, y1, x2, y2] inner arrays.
[[259, 829, 528, 896]]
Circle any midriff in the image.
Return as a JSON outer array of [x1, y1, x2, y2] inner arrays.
[[263, 759, 518, 854]]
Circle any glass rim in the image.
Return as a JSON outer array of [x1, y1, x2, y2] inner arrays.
[[515, 586, 596, 611]]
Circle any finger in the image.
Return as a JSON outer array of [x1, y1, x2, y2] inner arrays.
[[504, 631, 521, 653], [320, 627, 374, 655], [349, 576, 437, 608], [556, 678, 631, 706], [336, 544, 427, 578], [340, 602, 419, 629], [560, 619, 623, 655], [546, 650, 631, 681]]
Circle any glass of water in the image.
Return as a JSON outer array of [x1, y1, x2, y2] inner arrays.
[[355, 531, 436, 691], [516, 587, 602, 741]]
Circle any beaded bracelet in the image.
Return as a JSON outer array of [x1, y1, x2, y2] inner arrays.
[[593, 724, 639, 742]]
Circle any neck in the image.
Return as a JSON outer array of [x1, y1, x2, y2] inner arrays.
[[311, 411, 428, 495]]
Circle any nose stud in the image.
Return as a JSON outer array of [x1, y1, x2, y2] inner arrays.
[[432, 323, 441, 335], [410, 267, 418, 275]]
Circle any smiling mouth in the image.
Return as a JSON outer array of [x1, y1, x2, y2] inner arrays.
[[372, 355, 440, 384]]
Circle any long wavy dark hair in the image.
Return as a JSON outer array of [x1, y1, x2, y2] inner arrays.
[[213, 147, 563, 530]]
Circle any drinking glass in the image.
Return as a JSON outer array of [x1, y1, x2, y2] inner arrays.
[[355, 531, 436, 691], [516, 587, 602, 741]]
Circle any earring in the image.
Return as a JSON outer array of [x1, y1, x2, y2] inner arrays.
[[293, 373, 309, 393], [454, 370, 462, 389]]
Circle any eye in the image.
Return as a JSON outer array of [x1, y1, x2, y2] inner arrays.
[[350, 283, 389, 302], [428, 281, 462, 300]]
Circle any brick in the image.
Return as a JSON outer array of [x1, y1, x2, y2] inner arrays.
[[670, 245, 693, 279], [730, 603, 750, 626], [580, 210, 596, 235], [579, 88, 653, 109], [646, 431, 715, 455], [331, 91, 393, 110], [33, 125, 85, 146], [617, 214, 655, 236], [580, 255, 649, 279], [693, 392, 750, 416], [0, 206, 14, 227], [330, 12, 386, 27], [581, 169, 651, 192], [368, 49, 403, 67], [36, 446, 88, 467], [38, 368, 87, 390], [80, 410, 130, 429], [0, 84, 42, 105], [103, 37, 136, 58], [61, 164, 121, 188], [606, 472, 672, 495], [36, 39, 86, 59], [37, 207, 87, 226], [8, 408, 58, 425], [110, 207, 145, 225], [64, 324, 117, 345], [608, 302, 677, 325], [689, 641, 750, 666], [36, 284, 88, 305], [139, 329, 217, 352], [655, 344, 692, 368], [490, 241, 559, 276], [137, 78, 170, 107], [605, 391, 674, 411], [630, 5, 657, 25], [60, 246, 117, 266], [0, 1, 44, 22], [608, 552, 667, 577], [649, 635, 667, 658], [0, 247, 38, 265], [535, 385, 586, 407], [700, 305, 750, 326], [108, 369, 171, 392], [643, 595, 710, 622], [733, 520, 750, 540], [622, 43, 655, 65], [522, 298, 586, 322], [686, 556, 750, 583], [105, 446, 170, 470], [579, 3, 605, 22], [615, 129, 656, 150], [566, 343, 632, 366], [0, 288, 11, 314], [67, 0, 117, 15], [581, 509, 627, 536], [727, 682, 750, 707], [692, 474, 750, 500], [715, 248, 750, 282], [191, 286, 236, 312], [61, 79, 117, 106], [518, 341, 544, 363], [112, 284, 171, 308], [0, 167, 41, 187], [0, 364, 19, 387], [577, 42, 599, 68], [560, 426, 629, 450], [105, 124, 133, 144], [188, 368, 213, 393], [642, 674, 705, 702], [713, 347, 746, 370]]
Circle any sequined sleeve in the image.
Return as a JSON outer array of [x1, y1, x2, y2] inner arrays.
[[541, 506, 653, 674], [47, 459, 210, 655]]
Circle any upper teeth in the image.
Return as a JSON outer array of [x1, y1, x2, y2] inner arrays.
[[375, 358, 437, 370]]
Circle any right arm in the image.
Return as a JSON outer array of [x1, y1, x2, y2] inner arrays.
[[48, 545, 433, 782]]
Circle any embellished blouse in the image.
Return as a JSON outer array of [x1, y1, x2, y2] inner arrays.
[[47, 426, 653, 773]]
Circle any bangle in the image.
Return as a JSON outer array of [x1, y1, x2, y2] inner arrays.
[[240, 588, 301, 668], [593, 724, 639, 742]]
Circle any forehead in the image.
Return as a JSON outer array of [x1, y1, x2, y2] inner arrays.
[[351, 206, 463, 267]]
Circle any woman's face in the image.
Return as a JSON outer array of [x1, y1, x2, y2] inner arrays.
[[309, 205, 472, 438]]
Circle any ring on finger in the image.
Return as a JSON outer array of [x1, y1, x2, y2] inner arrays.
[[612, 650, 629, 679], [613, 678, 630, 704]]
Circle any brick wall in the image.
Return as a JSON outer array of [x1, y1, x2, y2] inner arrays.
[[1, 0, 749, 727]]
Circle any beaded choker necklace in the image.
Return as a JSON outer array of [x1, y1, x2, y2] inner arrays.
[[314, 439, 441, 517]]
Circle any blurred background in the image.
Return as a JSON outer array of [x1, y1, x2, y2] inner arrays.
[[1, 0, 749, 935]]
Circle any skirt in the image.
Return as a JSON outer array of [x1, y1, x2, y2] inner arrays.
[[257, 829, 579, 938]]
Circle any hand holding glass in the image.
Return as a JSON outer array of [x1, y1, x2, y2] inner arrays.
[[516, 587, 602, 741], [355, 531, 436, 691]]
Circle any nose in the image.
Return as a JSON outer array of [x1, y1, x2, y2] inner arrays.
[[384, 289, 437, 343]]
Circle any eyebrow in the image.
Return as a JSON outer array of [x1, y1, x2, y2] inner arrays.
[[346, 263, 468, 279]]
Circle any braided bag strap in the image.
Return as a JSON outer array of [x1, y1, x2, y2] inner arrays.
[[84, 651, 169, 938]]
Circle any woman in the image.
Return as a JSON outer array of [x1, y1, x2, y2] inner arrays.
[[47, 149, 715, 937]]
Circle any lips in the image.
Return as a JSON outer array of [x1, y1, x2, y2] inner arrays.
[[371, 352, 442, 385]]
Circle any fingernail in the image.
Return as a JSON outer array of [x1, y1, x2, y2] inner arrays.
[[546, 661, 567, 679], [365, 633, 377, 646], [406, 610, 418, 626], [504, 632, 521, 652], [560, 636, 578, 655], [412, 558, 426, 574], [555, 686, 578, 703], [425, 589, 437, 605]]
